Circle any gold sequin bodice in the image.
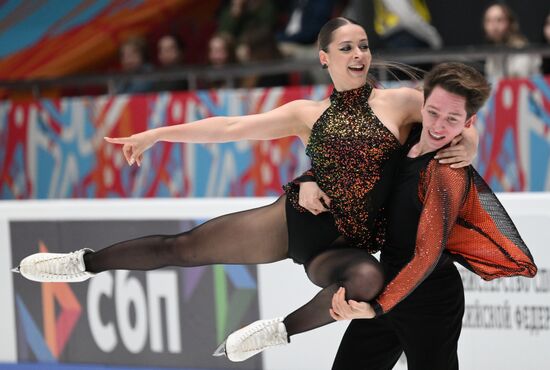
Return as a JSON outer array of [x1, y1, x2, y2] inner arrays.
[[284, 84, 403, 252]]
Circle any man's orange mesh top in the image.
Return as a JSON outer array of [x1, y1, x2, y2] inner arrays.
[[372, 158, 537, 317]]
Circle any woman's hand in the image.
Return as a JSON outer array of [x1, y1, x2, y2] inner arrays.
[[330, 287, 375, 320], [298, 181, 331, 215], [104, 131, 157, 167]]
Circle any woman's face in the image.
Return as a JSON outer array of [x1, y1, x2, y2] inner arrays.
[[209, 37, 229, 66], [319, 24, 372, 91], [158, 36, 181, 67], [420, 86, 473, 153], [120, 44, 143, 71], [544, 14, 550, 43], [483, 5, 509, 43]]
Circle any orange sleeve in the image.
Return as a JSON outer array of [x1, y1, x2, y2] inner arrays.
[[372, 161, 468, 316], [446, 168, 537, 280]]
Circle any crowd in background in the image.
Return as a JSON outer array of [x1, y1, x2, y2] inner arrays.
[[95, 1, 550, 94]]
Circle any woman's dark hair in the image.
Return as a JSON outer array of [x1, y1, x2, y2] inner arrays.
[[317, 17, 360, 52], [423, 62, 491, 117]]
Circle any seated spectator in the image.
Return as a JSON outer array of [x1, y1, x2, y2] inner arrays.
[[201, 33, 238, 89], [154, 34, 188, 92], [114, 36, 153, 94], [277, 0, 336, 46], [542, 11, 550, 75], [158, 34, 185, 68], [236, 28, 289, 88], [482, 3, 541, 79], [276, 0, 337, 84]]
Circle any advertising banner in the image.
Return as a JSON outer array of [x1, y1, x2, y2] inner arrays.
[[10, 219, 261, 370]]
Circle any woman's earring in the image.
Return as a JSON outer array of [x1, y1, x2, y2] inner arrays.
[[321, 64, 328, 69]]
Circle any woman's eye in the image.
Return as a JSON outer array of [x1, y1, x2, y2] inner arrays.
[[360, 44, 369, 50], [340, 46, 351, 52]]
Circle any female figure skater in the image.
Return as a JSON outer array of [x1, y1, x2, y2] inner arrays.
[[324, 62, 537, 370], [14, 19, 477, 360]]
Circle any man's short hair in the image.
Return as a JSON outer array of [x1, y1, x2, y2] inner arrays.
[[424, 62, 491, 117]]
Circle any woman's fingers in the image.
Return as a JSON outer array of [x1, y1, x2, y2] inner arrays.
[[104, 136, 131, 144], [105, 136, 150, 167], [450, 134, 463, 147], [435, 147, 464, 159], [450, 161, 470, 169], [122, 145, 133, 165]]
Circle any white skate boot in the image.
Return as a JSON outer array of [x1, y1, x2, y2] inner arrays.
[[213, 317, 288, 362], [12, 248, 96, 282]]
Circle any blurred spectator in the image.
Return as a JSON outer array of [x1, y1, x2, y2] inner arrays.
[[276, 0, 337, 85], [114, 36, 153, 94], [341, 0, 370, 30], [373, 0, 442, 50], [277, 0, 336, 59], [277, 0, 336, 46], [202, 33, 238, 88], [482, 3, 541, 78], [237, 28, 289, 88], [154, 34, 188, 92], [218, 0, 277, 40], [158, 34, 185, 68], [208, 33, 237, 67], [542, 11, 550, 75]]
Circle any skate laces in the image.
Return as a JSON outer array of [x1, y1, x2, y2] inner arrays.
[[236, 318, 287, 353], [40, 251, 83, 276]]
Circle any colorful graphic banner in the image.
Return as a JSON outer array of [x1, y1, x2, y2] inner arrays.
[[0, 0, 214, 80], [10, 220, 260, 369], [2, 77, 550, 200]]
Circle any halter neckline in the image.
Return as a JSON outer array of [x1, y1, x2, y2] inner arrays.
[[329, 83, 373, 107]]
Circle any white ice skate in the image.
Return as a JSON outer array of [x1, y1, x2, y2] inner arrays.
[[12, 248, 96, 282], [213, 317, 288, 362]]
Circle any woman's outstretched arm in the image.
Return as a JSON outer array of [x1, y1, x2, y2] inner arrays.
[[105, 99, 313, 166]]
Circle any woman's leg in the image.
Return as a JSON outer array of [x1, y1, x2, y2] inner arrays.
[[221, 247, 385, 362], [83, 195, 289, 272], [283, 247, 385, 337]]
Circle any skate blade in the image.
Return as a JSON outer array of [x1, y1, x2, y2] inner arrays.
[[212, 340, 227, 357], [11, 266, 20, 274]]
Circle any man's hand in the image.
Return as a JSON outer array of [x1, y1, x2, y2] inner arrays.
[[298, 181, 331, 215], [434, 118, 479, 168], [330, 287, 375, 320]]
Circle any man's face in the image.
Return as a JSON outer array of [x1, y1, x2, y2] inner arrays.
[[420, 86, 472, 152]]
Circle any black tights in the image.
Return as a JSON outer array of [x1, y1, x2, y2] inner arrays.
[[83, 195, 384, 338], [84, 196, 289, 271], [284, 248, 384, 337]]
